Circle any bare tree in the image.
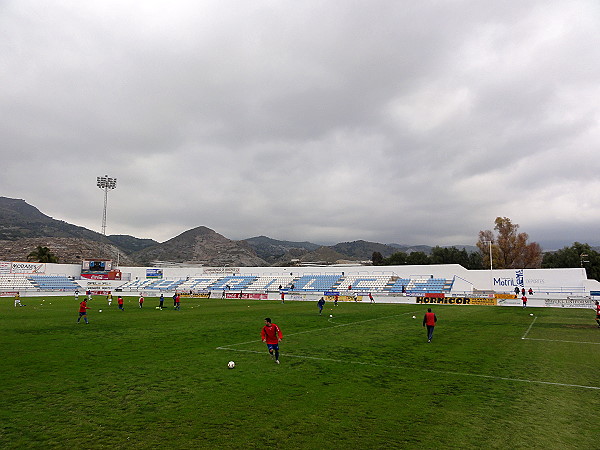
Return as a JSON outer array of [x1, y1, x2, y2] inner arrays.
[[477, 217, 542, 269]]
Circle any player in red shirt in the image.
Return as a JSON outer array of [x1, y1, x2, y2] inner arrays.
[[118, 296, 124, 311], [422, 308, 437, 343], [261, 318, 283, 364], [521, 295, 527, 308], [139, 294, 144, 308], [595, 301, 600, 328], [77, 299, 90, 324]]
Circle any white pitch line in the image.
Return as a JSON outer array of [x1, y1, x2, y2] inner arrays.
[[216, 311, 421, 350], [521, 315, 538, 339], [520, 316, 600, 344], [523, 337, 600, 345], [217, 312, 600, 391], [216, 347, 600, 391]]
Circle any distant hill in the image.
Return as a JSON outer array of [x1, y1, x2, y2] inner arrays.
[[388, 243, 434, 254], [387, 243, 480, 255], [132, 226, 267, 267], [0, 197, 158, 265], [296, 246, 356, 265], [243, 238, 420, 265], [0, 196, 483, 267], [0, 197, 108, 242], [0, 237, 137, 265], [107, 235, 158, 254], [243, 236, 321, 265], [331, 240, 398, 259]]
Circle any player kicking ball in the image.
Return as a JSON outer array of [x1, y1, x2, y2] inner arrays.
[[261, 318, 283, 364]]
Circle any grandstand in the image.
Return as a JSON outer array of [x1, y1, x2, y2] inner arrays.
[[336, 275, 394, 292], [0, 275, 36, 291], [28, 275, 80, 291], [293, 274, 342, 291], [246, 275, 295, 291], [118, 279, 159, 291], [118, 278, 187, 292], [386, 277, 454, 294], [209, 275, 258, 291], [177, 277, 222, 292], [388, 278, 411, 293], [1, 261, 598, 302]]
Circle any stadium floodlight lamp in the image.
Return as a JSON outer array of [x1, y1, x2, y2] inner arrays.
[[97, 175, 117, 235], [97, 176, 117, 190]]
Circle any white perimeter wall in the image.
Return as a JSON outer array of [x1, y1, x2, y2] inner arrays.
[[3, 261, 599, 294], [117, 264, 593, 293]]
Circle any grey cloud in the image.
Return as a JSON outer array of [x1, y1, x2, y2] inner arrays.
[[1, 0, 599, 249]]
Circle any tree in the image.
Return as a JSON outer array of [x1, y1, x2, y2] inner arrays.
[[542, 242, 600, 281], [467, 251, 484, 270], [406, 251, 430, 265], [382, 251, 408, 265], [27, 246, 59, 263], [477, 217, 542, 269], [430, 246, 469, 266], [429, 246, 484, 270], [371, 251, 384, 266]]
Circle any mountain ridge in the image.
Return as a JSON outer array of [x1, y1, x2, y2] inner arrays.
[[0, 196, 476, 266]]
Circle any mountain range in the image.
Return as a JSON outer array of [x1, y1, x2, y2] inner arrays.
[[0, 196, 473, 267]]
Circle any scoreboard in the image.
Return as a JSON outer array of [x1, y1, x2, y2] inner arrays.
[[81, 259, 121, 280]]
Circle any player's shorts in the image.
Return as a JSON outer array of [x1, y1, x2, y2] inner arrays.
[[79, 312, 87, 316], [266, 344, 279, 351]]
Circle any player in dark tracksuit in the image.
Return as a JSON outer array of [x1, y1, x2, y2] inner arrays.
[[317, 297, 325, 315]]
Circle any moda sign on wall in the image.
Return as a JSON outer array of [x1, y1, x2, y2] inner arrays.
[[11, 262, 46, 274]]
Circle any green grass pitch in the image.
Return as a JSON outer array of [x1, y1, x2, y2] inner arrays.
[[1, 295, 599, 448]]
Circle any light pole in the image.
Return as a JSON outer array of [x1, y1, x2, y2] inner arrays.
[[97, 175, 117, 235], [483, 240, 493, 291], [483, 240, 493, 270]]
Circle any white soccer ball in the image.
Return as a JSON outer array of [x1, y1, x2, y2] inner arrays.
[[529, 313, 534, 316], [99, 310, 102, 312], [412, 315, 416, 319], [329, 314, 333, 318], [228, 361, 235, 369]]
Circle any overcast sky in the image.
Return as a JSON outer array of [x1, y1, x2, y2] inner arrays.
[[1, 1, 599, 250]]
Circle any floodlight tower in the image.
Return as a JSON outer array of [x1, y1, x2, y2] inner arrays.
[[97, 175, 117, 235]]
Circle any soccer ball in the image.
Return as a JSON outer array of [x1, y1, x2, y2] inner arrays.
[[329, 314, 333, 318], [228, 361, 235, 369], [529, 313, 534, 316], [99, 310, 102, 313], [412, 315, 416, 319]]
